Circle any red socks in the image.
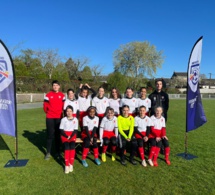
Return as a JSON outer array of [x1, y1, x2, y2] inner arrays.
[[93, 148, 99, 159], [138, 147, 145, 160], [64, 150, 70, 166], [82, 148, 89, 160]]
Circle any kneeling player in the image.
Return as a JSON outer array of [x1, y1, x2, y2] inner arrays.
[[134, 106, 152, 167], [148, 106, 171, 166], [81, 106, 101, 167], [100, 108, 118, 162], [60, 105, 78, 174]]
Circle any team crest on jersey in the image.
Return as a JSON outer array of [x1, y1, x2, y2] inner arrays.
[[73, 121, 76, 124], [51, 96, 53, 98], [189, 62, 199, 92], [104, 100, 106, 103], [94, 121, 96, 124], [59, 96, 61, 98], [154, 97, 156, 101]]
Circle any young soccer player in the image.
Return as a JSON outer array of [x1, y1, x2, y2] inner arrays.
[[81, 106, 101, 167], [92, 86, 110, 125], [76, 83, 96, 130], [137, 87, 151, 116], [118, 105, 137, 165], [60, 105, 78, 174], [109, 87, 121, 116], [134, 106, 152, 167], [64, 88, 79, 118], [120, 87, 138, 117], [43, 80, 65, 160], [99, 108, 118, 162], [148, 106, 171, 166]]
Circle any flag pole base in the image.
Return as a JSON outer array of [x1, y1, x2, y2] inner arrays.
[[177, 153, 198, 160], [4, 159, 29, 168]]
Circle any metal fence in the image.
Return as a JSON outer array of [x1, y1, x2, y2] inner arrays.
[[16, 93, 215, 104]]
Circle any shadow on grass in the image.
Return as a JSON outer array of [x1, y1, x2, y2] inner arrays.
[[22, 129, 64, 168], [0, 135, 15, 160]]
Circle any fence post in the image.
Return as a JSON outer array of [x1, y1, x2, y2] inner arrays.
[[30, 93, 33, 103]]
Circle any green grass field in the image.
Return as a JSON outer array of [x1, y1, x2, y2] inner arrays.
[[0, 100, 215, 195]]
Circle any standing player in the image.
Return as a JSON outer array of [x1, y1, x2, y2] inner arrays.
[[76, 83, 96, 130], [137, 87, 151, 116], [64, 88, 79, 118], [99, 108, 118, 162], [81, 106, 101, 167], [43, 80, 65, 160], [147, 106, 171, 166], [148, 79, 169, 121], [92, 86, 109, 127], [60, 105, 78, 174], [134, 106, 152, 167], [118, 105, 137, 165], [120, 87, 138, 117], [109, 87, 121, 116]]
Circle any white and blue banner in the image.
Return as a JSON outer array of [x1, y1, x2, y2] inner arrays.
[[0, 40, 16, 137], [186, 36, 207, 132]]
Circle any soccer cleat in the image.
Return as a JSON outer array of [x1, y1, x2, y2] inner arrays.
[[166, 159, 171, 165], [95, 158, 101, 165], [153, 161, 158, 167], [82, 160, 88, 168], [65, 166, 70, 174], [120, 159, 126, 166], [130, 159, 137, 165], [141, 160, 147, 167], [44, 153, 51, 160], [101, 153, 106, 162], [111, 154, 116, 161], [69, 165, 74, 172], [148, 159, 154, 166]]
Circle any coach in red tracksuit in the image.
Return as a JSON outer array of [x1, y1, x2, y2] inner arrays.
[[43, 80, 65, 160]]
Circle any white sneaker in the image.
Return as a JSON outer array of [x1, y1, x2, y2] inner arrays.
[[148, 159, 154, 167], [65, 166, 70, 174], [141, 160, 147, 167], [69, 165, 73, 172]]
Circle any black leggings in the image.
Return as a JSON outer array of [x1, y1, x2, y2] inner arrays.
[[103, 137, 117, 146], [149, 138, 169, 148], [119, 134, 137, 160], [64, 142, 75, 150], [46, 118, 61, 154], [83, 137, 98, 148]]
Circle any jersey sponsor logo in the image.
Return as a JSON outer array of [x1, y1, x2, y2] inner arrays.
[[189, 63, 199, 92]]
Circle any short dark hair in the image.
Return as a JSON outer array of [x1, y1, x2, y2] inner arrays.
[[67, 88, 75, 95], [65, 105, 73, 112], [52, 80, 60, 86]]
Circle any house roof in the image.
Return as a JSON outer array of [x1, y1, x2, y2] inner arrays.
[[171, 72, 187, 78]]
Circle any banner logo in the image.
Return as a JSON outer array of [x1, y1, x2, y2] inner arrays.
[[188, 62, 199, 92], [0, 60, 9, 83]]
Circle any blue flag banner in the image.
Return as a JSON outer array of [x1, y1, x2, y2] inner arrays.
[[186, 36, 207, 132], [0, 40, 16, 137]]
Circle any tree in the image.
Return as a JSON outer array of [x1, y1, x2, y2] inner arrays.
[[114, 41, 164, 78], [13, 58, 29, 77], [91, 65, 103, 82], [80, 66, 93, 81], [65, 57, 89, 81], [52, 63, 70, 81]]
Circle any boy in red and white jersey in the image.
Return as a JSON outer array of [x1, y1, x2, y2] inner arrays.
[[43, 80, 65, 160], [148, 106, 171, 166], [81, 106, 101, 167], [137, 87, 151, 115], [60, 105, 78, 174], [76, 83, 96, 130], [92, 86, 109, 126], [134, 106, 152, 167], [120, 87, 138, 117], [64, 88, 79, 118], [100, 108, 118, 162], [109, 87, 121, 116]]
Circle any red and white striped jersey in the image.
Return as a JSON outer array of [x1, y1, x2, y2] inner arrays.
[[83, 115, 99, 131], [120, 97, 138, 114], [109, 98, 120, 115], [78, 95, 92, 112], [59, 117, 78, 132], [134, 115, 152, 132], [92, 96, 109, 114], [137, 97, 151, 112], [64, 99, 79, 113]]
